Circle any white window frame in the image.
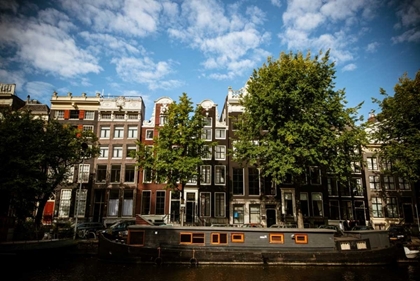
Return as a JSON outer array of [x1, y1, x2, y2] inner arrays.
[[215, 145, 226, 160], [113, 146, 123, 158], [311, 192, 324, 217], [83, 125, 94, 132], [214, 192, 226, 217], [214, 165, 226, 185], [100, 126, 110, 138], [55, 110, 64, 119], [58, 189, 72, 218], [202, 145, 212, 160], [99, 146, 109, 159], [215, 128, 226, 139], [113, 126, 124, 139], [126, 145, 136, 158], [78, 164, 90, 183], [202, 128, 212, 140], [66, 166, 75, 183], [127, 126, 138, 139], [145, 129, 154, 140], [200, 192, 211, 217], [200, 165, 211, 185], [84, 111, 94, 120]]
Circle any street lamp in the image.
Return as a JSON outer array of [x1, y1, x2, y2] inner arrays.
[[73, 142, 88, 240]]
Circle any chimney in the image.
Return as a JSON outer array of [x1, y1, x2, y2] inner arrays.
[[368, 111, 377, 123]]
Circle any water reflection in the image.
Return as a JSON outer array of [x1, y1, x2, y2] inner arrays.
[[14, 256, 420, 281]]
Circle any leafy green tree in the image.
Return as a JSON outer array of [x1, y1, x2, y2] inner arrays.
[[0, 110, 99, 227], [233, 50, 366, 228], [371, 71, 420, 181], [134, 93, 208, 225]]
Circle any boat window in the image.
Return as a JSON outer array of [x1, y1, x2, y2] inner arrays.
[[128, 230, 144, 246], [269, 233, 284, 244], [294, 234, 308, 244], [180, 233, 205, 244], [211, 233, 228, 244], [231, 233, 244, 243]]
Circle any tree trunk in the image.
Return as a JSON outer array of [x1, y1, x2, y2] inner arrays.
[[35, 195, 48, 227]]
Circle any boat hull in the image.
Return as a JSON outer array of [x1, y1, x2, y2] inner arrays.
[[98, 226, 397, 266]]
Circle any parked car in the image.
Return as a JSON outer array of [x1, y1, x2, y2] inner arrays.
[[388, 225, 411, 243], [104, 219, 136, 239], [72, 222, 105, 239]]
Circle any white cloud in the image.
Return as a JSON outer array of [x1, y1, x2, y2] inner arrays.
[[392, 29, 420, 43], [0, 69, 26, 91], [342, 63, 357, 72], [366, 42, 380, 53], [0, 12, 102, 78], [111, 56, 183, 90], [25, 81, 55, 101], [270, 0, 282, 8], [393, 0, 420, 43], [79, 32, 145, 56], [59, 0, 162, 37], [0, 0, 19, 13]]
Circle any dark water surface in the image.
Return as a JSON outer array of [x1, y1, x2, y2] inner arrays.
[[13, 256, 420, 281]]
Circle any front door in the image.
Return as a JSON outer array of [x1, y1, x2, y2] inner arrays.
[[266, 209, 276, 227], [186, 192, 196, 224]]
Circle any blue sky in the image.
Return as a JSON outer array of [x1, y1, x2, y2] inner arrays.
[[0, 0, 419, 120]]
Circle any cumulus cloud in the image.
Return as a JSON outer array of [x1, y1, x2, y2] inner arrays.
[[392, 0, 420, 43], [25, 81, 55, 101], [0, 12, 102, 78], [342, 63, 357, 72], [271, 0, 282, 8], [111, 56, 183, 90], [366, 42, 380, 53], [279, 0, 379, 65]]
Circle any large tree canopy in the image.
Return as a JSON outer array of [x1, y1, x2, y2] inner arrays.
[[371, 70, 420, 181], [0, 110, 99, 225], [135, 93, 208, 197], [234, 50, 366, 227]]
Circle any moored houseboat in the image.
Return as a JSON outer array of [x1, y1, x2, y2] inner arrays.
[[98, 225, 398, 266]]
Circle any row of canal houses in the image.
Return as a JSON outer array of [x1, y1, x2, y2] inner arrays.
[[2, 82, 419, 231]]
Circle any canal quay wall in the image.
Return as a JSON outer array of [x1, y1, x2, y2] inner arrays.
[[74, 239, 98, 255]]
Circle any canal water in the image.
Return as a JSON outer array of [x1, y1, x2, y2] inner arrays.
[[12, 256, 420, 281]]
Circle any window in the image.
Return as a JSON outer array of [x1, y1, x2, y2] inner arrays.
[[300, 193, 309, 217], [78, 164, 89, 183], [262, 175, 276, 196], [113, 146, 123, 158], [312, 192, 323, 216], [141, 191, 151, 215], [385, 197, 399, 218], [231, 233, 244, 243], [84, 111, 94, 120], [329, 200, 340, 220], [351, 178, 364, 196], [309, 166, 321, 185], [285, 192, 293, 216], [128, 126, 138, 138], [366, 157, 378, 170], [202, 128, 212, 140], [200, 192, 211, 217], [99, 146, 109, 158], [145, 129, 154, 140], [128, 113, 138, 119], [369, 175, 380, 190], [159, 114, 167, 126], [115, 113, 124, 120], [126, 145, 136, 158], [100, 126, 110, 138], [108, 189, 119, 216], [327, 178, 339, 196], [114, 126, 124, 138], [202, 145, 212, 160], [215, 165, 225, 185], [211, 233, 228, 244], [125, 165, 135, 182], [101, 113, 111, 119], [233, 205, 244, 224], [187, 174, 197, 185], [96, 165, 107, 183], [143, 168, 153, 183], [69, 110, 79, 119], [294, 234, 308, 244], [248, 167, 260, 195], [214, 192, 225, 217], [82, 125, 94, 132], [340, 181, 351, 196], [351, 161, 361, 173], [75, 189, 87, 218], [180, 233, 205, 244], [66, 166, 75, 183], [58, 189, 71, 218], [156, 191, 165, 215], [372, 197, 383, 218], [200, 165, 211, 184], [383, 175, 395, 190], [215, 129, 226, 139], [55, 110, 64, 119], [110, 165, 121, 182], [204, 117, 212, 127], [341, 201, 353, 220], [215, 145, 226, 160], [232, 168, 244, 195], [399, 178, 411, 190], [122, 190, 133, 216], [249, 205, 260, 223], [270, 234, 284, 244]]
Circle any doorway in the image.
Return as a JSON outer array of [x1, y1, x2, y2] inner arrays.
[[266, 208, 276, 227]]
